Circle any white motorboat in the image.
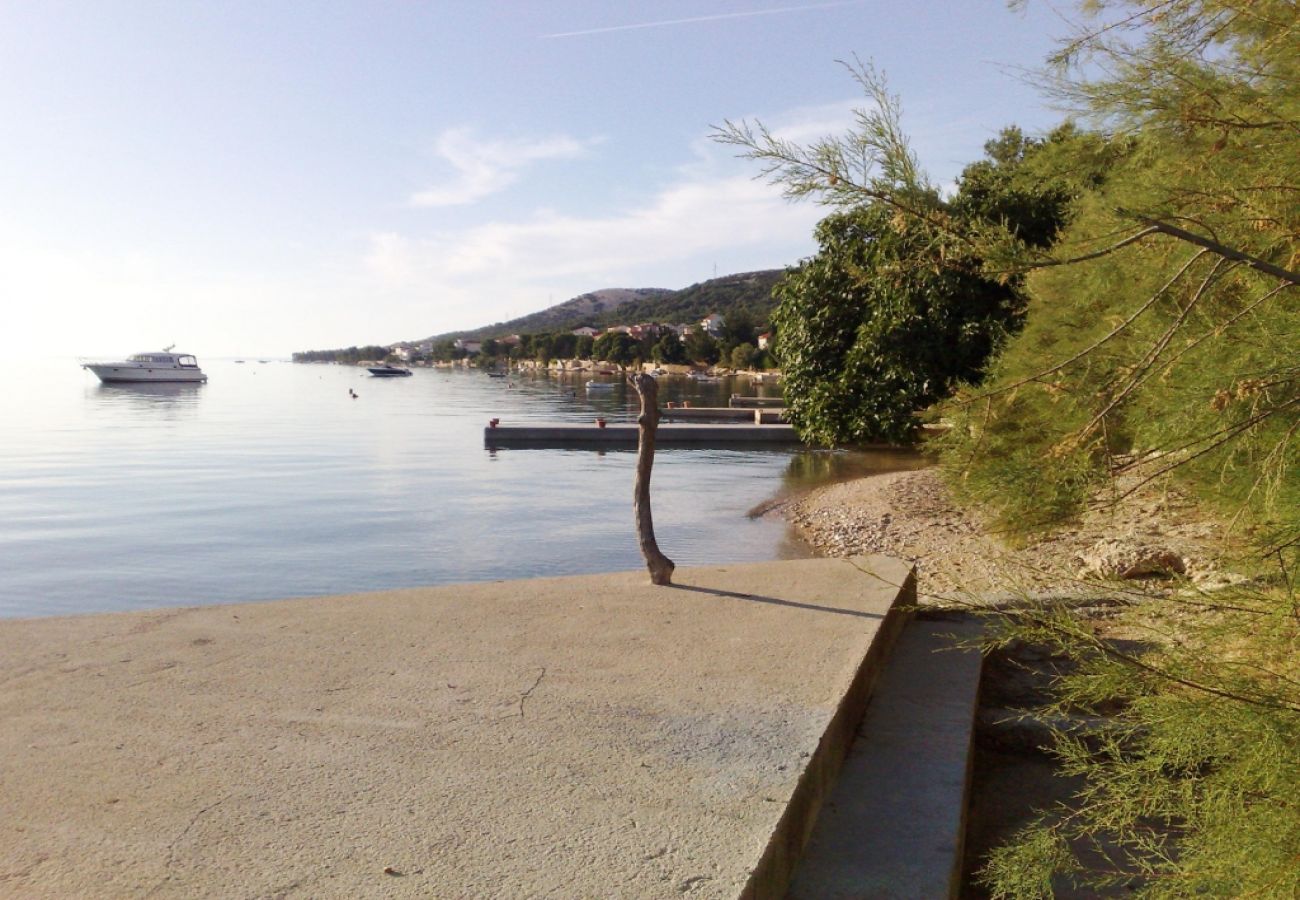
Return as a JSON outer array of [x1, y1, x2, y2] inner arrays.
[[585, 380, 616, 391], [368, 365, 413, 377], [80, 347, 207, 383]]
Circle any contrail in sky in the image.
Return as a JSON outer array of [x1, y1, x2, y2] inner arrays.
[[543, 1, 865, 39]]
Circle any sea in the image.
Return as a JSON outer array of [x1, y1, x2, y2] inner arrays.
[[0, 357, 926, 619]]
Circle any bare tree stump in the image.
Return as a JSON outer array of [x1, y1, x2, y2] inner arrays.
[[629, 373, 675, 585]]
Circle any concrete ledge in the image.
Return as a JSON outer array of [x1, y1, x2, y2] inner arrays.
[[729, 397, 786, 409], [0, 557, 912, 899], [786, 617, 985, 899], [484, 422, 804, 448]]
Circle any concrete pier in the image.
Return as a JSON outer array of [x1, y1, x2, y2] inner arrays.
[[0, 557, 914, 899], [485, 421, 803, 448], [729, 396, 785, 409], [662, 407, 788, 424]]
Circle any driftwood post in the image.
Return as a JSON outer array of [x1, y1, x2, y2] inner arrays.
[[629, 373, 675, 585]]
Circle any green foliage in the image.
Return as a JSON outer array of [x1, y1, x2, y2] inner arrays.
[[604, 270, 782, 329], [292, 345, 393, 364], [929, 2, 1300, 895], [772, 203, 1025, 445], [592, 331, 638, 366], [729, 342, 757, 371], [651, 332, 686, 365], [684, 329, 720, 365]]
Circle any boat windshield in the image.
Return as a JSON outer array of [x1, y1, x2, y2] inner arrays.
[[178, 356, 198, 367]]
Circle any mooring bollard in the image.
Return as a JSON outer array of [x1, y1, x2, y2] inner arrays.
[[488, 418, 499, 428], [596, 417, 606, 429]]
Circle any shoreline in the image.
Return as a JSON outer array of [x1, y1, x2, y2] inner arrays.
[[776, 464, 1233, 605]]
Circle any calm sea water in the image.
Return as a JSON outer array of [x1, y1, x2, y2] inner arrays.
[[0, 357, 925, 619]]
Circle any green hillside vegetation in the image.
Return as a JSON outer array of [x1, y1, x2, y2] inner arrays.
[[595, 270, 783, 328], [422, 270, 782, 345], [294, 271, 784, 363], [721, 3, 1298, 894]]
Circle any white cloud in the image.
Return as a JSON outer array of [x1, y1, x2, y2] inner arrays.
[[365, 162, 824, 331], [409, 127, 600, 207]]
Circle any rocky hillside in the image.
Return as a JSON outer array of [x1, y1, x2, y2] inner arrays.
[[423, 287, 671, 344], [424, 269, 784, 343]]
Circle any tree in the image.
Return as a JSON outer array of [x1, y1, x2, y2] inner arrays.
[[592, 332, 636, 367], [721, 308, 757, 347], [651, 332, 686, 365], [722, 23, 1300, 893], [629, 373, 674, 585], [772, 203, 1024, 444], [715, 66, 1092, 446], [683, 329, 719, 365], [729, 342, 757, 372]]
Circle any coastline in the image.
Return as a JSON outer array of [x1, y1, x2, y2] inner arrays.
[[778, 465, 1231, 605]]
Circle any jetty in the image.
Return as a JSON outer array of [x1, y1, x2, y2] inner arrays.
[[0, 557, 985, 898], [728, 395, 785, 409], [661, 406, 787, 423], [485, 421, 802, 448]]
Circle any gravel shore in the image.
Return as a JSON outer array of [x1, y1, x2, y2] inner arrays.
[[782, 466, 1229, 605]]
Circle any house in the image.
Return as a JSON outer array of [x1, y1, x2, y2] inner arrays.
[[757, 332, 772, 350], [701, 313, 725, 337], [499, 334, 522, 347], [454, 339, 482, 355], [571, 326, 601, 338]]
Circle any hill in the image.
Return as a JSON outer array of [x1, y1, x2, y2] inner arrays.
[[423, 269, 784, 344]]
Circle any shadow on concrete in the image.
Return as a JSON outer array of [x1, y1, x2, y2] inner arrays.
[[668, 583, 886, 620]]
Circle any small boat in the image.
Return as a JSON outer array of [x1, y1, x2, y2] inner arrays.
[[487, 372, 508, 379], [367, 365, 413, 377], [585, 380, 616, 391], [80, 347, 207, 383]]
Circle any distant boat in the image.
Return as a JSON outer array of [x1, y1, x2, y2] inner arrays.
[[368, 365, 413, 377], [585, 380, 616, 391], [81, 347, 207, 384], [487, 372, 507, 378]]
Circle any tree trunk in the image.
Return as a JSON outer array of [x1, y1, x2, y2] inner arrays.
[[630, 373, 675, 585]]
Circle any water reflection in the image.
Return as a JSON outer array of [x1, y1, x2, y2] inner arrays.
[[781, 447, 931, 489], [88, 381, 205, 417]]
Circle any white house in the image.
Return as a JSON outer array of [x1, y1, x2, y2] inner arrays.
[[571, 326, 601, 338], [701, 313, 725, 337], [454, 339, 482, 355]]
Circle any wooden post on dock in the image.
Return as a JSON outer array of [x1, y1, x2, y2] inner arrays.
[[630, 373, 675, 585]]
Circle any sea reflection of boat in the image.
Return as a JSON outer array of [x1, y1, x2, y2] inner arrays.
[[368, 365, 413, 377], [80, 347, 207, 383], [91, 381, 205, 414]]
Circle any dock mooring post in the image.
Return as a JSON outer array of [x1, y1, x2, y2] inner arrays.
[[630, 373, 675, 585]]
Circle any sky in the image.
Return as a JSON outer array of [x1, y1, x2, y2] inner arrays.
[[1, 1, 1077, 358]]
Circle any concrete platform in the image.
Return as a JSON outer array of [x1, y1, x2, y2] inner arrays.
[[729, 397, 785, 409], [0, 557, 913, 899], [786, 617, 984, 899], [662, 408, 788, 424], [484, 422, 803, 449]]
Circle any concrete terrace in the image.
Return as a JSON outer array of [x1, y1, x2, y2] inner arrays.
[[0, 557, 930, 899]]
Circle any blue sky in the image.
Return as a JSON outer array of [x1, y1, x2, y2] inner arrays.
[[2, 1, 1073, 357]]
